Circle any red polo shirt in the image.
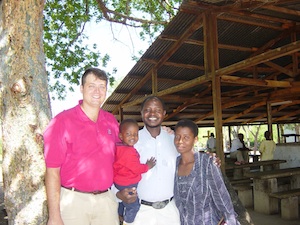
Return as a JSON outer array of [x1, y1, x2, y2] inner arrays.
[[44, 101, 119, 191]]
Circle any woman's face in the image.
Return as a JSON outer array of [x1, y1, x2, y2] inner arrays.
[[174, 126, 198, 154]]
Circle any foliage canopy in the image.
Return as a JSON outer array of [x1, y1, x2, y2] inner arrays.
[[44, 0, 181, 99]]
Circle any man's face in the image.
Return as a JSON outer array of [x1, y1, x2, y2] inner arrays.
[[80, 73, 107, 108], [141, 99, 166, 128]]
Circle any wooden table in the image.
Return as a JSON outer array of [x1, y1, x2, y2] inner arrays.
[[244, 167, 300, 214], [226, 159, 287, 180]]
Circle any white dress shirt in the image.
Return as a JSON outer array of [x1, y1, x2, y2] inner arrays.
[[207, 137, 216, 149], [134, 126, 178, 202], [230, 138, 243, 153]]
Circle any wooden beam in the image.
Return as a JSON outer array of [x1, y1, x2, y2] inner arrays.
[[164, 87, 211, 120], [224, 101, 266, 123], [273, 109, 300, 122], [194, 100, 253, 123], [218, 13, 284, 31], [111, 15, 204, 114], [122, 75, 210, 108], [231, 10, 295, 26], [262, 5, 300, 17], [221, 75, 294, 87], [142, 58, 205, 70], [264, 61, 294, 77], [244, 99, 300, 124], [217, 40, 300, 75], [159, 35, 256, 52]]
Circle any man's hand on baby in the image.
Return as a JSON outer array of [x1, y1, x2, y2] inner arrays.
[[117, 187, 137, 204]]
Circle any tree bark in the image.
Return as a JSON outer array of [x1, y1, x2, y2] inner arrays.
[[223, 174, 254, 225], [0, 0, 50, 224]]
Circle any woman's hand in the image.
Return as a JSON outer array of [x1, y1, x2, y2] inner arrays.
[[162, 126, 174, 135]]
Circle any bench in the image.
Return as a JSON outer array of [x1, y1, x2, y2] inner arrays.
[[231, 179, 253, 207], [269, 188, 300, 220], [230, 178, 252, 185]]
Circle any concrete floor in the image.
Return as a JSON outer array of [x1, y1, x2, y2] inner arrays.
[[247, 207, 300, 225]]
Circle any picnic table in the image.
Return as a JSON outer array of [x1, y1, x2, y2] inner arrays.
[[226, 159, 287, 180], [244, 167, 300, 216]]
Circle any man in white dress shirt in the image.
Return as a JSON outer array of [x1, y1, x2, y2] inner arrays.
[[206, 133, 216, 152], [117, 96, 180, 225], [230, 133, 249, 165]]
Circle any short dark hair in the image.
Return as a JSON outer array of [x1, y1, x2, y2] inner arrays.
[[141, 96, 166, 111], [264, 131, 271, 139], [175, 119, 198, 137], [81, 68, 108, 86], [119, 119, 138, 133]]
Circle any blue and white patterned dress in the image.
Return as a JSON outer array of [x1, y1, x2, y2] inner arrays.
[[174, 152, 240, 225]]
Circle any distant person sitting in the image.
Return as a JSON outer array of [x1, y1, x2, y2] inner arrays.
[[113, 119, 156, 224], [259, 131, 276, 161], [230, 133, 250, 165], [206, 133, 216, 153]]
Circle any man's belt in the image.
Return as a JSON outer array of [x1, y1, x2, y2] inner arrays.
[[61, 186, 108, 195], [141, 197, 173, 209]]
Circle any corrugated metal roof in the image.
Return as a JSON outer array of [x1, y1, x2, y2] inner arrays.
[[103, 0, 300, 127]]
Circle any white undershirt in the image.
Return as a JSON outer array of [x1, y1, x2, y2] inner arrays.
[[134, 127, 178, 202]]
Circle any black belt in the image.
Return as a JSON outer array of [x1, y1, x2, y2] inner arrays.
[[141, 197, 173, 209], [61, 186, 108, 195]]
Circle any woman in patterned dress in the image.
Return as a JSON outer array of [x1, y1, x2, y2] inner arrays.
[[173, 119, 240, 225]]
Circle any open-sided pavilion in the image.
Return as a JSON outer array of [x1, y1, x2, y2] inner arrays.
[[102, 0, 300, 166]]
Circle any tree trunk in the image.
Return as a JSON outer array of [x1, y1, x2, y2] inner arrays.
[[223, 174, 254, 225], [0, 1, 50, 224]]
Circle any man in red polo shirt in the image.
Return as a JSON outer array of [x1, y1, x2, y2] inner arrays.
[[44, 68, 120, 225]]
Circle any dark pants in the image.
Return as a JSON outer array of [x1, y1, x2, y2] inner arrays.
[[115, 183, 140, 223]]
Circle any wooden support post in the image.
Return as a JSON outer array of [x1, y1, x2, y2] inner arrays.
[[267, 101, 273, 137], [203, 11, 224, 172], [118, 106, 123, 122], [152, 69, 157, 95]]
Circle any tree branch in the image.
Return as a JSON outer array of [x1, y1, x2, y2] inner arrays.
[[96, 0, 168, 27]]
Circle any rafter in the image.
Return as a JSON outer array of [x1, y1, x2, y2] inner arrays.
[[111, 15, 204, 114]]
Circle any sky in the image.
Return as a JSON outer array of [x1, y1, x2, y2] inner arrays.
[[50, 21, 151, 116]]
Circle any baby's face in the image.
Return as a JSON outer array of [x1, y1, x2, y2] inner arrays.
[[120, 123, 139, 146]]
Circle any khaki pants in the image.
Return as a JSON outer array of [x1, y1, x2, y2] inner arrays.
[[60, 187, 119, 225], [230, 150, 249, 162]]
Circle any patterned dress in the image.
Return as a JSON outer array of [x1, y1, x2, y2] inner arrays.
[[174, 152, 240, 225]]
